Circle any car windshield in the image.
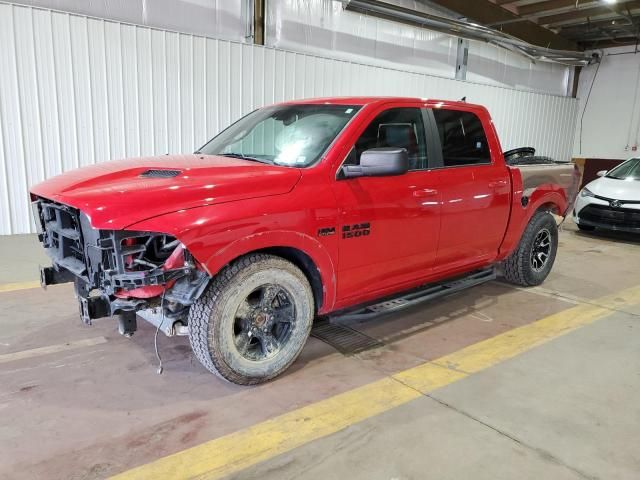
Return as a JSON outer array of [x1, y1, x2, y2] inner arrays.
[[606, 158, 640, 180], [197, 104, 361, 167]]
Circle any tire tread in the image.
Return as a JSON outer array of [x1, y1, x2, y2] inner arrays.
[[189, 253, 312, 385], [503, 211, 558, 287]]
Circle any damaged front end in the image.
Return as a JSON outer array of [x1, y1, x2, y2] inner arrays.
[[33, 197, 209, 337]]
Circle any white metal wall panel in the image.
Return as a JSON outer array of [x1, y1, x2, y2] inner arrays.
[[0, 3, 578, 235], [573, 47, 640, 159], [266, 0, 571, 96], [16, 0, 247, 43]]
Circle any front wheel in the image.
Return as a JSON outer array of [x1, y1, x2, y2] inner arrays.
[[189, 254, 314, 385], [502, 211, 559, 287]]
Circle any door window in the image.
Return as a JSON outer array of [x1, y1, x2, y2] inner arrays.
[[345, 108, 428, 170], [432, 109, 491, 167]]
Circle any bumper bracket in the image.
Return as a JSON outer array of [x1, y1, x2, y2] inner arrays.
[[40, 265, 74, 289]]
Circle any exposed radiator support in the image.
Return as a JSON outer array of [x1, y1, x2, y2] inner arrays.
[[343, 0, 597, 67]]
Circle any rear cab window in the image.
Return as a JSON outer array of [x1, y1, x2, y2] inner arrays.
[[432, 109, 491, 168]]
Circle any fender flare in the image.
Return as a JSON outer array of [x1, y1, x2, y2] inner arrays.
[[205, 230, 337, 313], [526, 186, 568, 214], [499, 186, 568, 259]]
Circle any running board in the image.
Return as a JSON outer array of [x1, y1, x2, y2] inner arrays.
[[330, 267, 496, 323]]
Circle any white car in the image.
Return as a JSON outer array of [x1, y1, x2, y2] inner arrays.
[[573, 157, 640, 233]]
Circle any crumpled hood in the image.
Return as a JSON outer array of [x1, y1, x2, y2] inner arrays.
[[587, 177, 640, 201], [30, 154, 302, 229]]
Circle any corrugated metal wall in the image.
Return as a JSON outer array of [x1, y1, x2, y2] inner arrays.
[[266, 0, 573, 96], [0, 3, 578, 235]]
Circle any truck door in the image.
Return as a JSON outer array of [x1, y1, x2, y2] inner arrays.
[[332, 105, 441, 304], [427, 107, 511, 273]]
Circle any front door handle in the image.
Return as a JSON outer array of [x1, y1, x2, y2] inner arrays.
[[488, 179, 508, 188], [413, 188, 439, 198]]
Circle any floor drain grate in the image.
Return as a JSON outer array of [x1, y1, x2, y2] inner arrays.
[[311, 320, 384, 355]]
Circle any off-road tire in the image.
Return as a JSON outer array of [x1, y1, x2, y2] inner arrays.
[[577, 223, 596, 232], [502, 211, 558, 286], [188, 253, 314, 385]]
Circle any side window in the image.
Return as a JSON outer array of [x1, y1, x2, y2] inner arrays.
[[346, 108, 428, 170], [432, 109, 491, 167]]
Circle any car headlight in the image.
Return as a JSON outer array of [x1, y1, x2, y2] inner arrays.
[[580, 187, 595, 198]]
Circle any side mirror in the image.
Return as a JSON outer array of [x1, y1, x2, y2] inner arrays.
[[342, 148, 409, 179], [596, 170, 607, 177]]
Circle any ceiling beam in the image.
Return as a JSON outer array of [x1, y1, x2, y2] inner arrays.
[[425, 0, 579, 49], [560, 14, 640, 34], [538, 1, 640, 26], [580, 36, 640, 48], [560, 17, 637, 33], [518, 0, 598, 17], [539, 7, 617, 25]]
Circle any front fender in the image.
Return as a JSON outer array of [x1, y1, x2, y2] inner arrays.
[[206, 230, 337, 313], [128, 206, 339, 314]]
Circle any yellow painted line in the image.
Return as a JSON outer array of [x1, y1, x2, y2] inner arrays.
[[0, 280, 42, 293], [0, 337, 107, 364], [111, 284, 640, 480], [428, 303, 608, 377]]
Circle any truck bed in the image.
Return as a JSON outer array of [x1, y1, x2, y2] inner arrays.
[[514, 162, 580, 214]]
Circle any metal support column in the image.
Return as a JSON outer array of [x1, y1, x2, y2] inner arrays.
[[456, 38, 469, 80]]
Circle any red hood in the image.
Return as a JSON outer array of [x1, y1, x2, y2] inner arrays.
[[30, 154, 302, 229]]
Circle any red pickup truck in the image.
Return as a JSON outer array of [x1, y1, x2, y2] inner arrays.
[[31, 97, 578, 384]]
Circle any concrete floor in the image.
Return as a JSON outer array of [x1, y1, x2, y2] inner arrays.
[[0, 234, 48, 284], [235, 311, 640, 480], [0, 220, 639, 480]]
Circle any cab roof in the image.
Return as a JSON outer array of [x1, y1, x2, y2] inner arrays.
[[277, 96, 480, 110]]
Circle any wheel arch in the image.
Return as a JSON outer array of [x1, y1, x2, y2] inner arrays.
[[254, 246, 324, 313], [205, 231, 336, 314], [535, 200, 561, 215], [527, 187, 568, 217], [499, 188, 566, 260]]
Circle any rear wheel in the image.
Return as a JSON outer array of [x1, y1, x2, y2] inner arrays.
[[188, 253, 314, 385], [503, 211, 559, 286]]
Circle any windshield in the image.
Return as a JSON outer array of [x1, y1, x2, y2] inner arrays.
[[607, 158, 640, 180], [197, 104, 361, 167]]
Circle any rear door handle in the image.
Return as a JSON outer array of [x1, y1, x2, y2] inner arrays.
[[413, 188, 439, 198], [488, 180, 508, 188]]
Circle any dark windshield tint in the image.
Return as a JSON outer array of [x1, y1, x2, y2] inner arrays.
[[198, 104, 361, 167], [607, 158, 640, 180]]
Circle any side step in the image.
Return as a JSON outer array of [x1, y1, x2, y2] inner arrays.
[[331, 267, 496, 323]]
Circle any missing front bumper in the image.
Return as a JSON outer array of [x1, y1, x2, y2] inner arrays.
[[77, 293, 146, 325]]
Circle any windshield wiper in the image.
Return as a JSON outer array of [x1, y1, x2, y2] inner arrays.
[[218, 153, 273, 164]]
